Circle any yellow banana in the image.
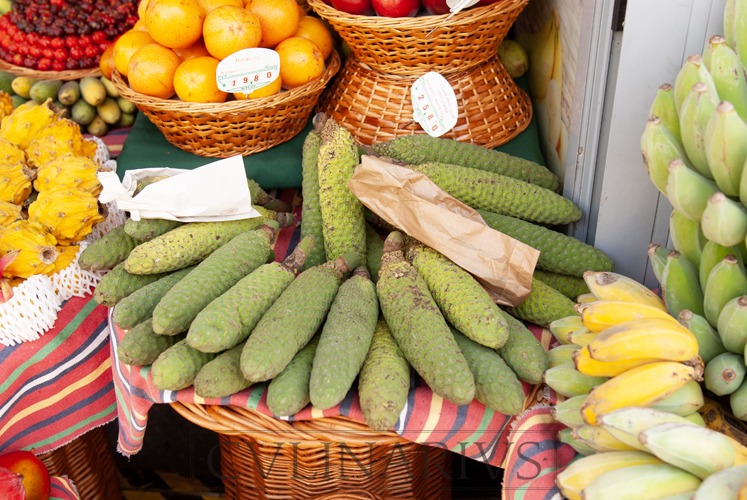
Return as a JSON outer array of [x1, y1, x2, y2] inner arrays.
[[568, 327, 596, 347], [577, 292, 599, 305], [549, 315, 583, 345], [583, 271, 667, 311], [555, 450, 663, 500], [548, 344, 581, 368], [581, 361, 704, 425], [739, 476, 747, 500], [557, 427, 595, 457], [572, 345, 660, 377], [597, 406, 696, 451], [581, 300, 680, 333], [572, 425, 639, 452], [586, 317, 699, 363], [580, 464, 701, 500]]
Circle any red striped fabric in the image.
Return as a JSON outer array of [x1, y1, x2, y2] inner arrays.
[[51, 477, 81, 500]]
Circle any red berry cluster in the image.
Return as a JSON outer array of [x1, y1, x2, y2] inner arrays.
[[0, 0, 137, 70]]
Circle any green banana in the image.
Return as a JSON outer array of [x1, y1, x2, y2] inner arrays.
[[678, 309, 727, 364], [669, 209, 707, 269], [683, 412, 707, 426], [649, 380, 705, 417], [661, 250, 705, 318], [542, 361, 607, 398], [549, 315, 583, 346], [701, 241, 745, 291], [650, 83, 681, 141], [730, 377, 747, 420], [557, 427, 595, 456], [666, 157, 719, 221], [674, 54, 720, 113], [648, 244, 672, 285], [641, 116, 692, 195], [550, 394, 587, 428], [580, 463, 701, 500], [708, 36, 747, 123], [701, 192, 747, 247], [692, 464, 747, 500], [705, 101, 747, 197], [548, 344, 581, 368], [705, 352, 747, 396], [597, 406, 697, 451], [679, 82, 719, 179], [719, 296, 747, 354], [704, 255, 747, 327]]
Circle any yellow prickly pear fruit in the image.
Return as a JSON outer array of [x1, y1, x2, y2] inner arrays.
[[26, 119, 95, 169], [45, 245, 79, 275], [34, 155, 102, 196], [0, 201, 22, 227], [0, 92, 13, 120], [1, 99, 59, 150], [28, 186, 104, 245], [0, 163, 33, 205], [0, 220, 58, 278], [0, 138, 26, 164]]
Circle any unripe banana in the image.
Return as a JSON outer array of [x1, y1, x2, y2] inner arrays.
[[704, 255, 747, 327], [556, 451, 663, 500], [705, 102, 747, 197], [669, 208, 708, 270], [667, 158, 720, 222], [581, 299, 679, 333], [568, 327, 596, 347], [701, 192, 747, 247], [558, 427, 595, 457], [639, 422, 736, 479], [641, 116, 692, 195], [700, 240, 745, 290], [648, 244, 672, 285], [551, 394, 587, 428], [720, 296, 747, 354], [679, 82, 719, 179], [709, 36, 747, 123], [723, 0, 747, 70], [731, 377, 747, 421], [650, 380, 705, 416], [583, 271, 666, 311], [650, 83, 681, 141], [548, 344, 580, 368], [662, 249, 706, 318], [678, 309, 727, 364], [581, 361, 704, 426], [706, 352, 747, 396], [549, 315, 583, 345], [683, 411, 707, 426], [703, 35, 718, 69], [577, 293, 598, 305], [573, 345, 659, 378], [674, 54, 720, 113], [543, 361, 608, 398], [692, 464, 747, 500], [572, 425, 639, 453], [586, 317, 698, 363], [597, 406, 699, 451], [580, 463, 701, 500]]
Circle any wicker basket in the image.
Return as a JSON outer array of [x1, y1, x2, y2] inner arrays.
[[111, 50, 340, 158], [39, 426, 122, 500], [171, 403, 452, 500], [0, 59, 101, 80], [305, 491, 390, 499], [317, 53, 532, 146], [308, 0, 528, 75]]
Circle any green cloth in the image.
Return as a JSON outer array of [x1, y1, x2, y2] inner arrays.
[[117, 76, 543, 189]]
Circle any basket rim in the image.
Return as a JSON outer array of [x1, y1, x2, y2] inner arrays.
[[0, 59, 102, 80], [308, 0, 528, 29], [112, 50, 340, 114]]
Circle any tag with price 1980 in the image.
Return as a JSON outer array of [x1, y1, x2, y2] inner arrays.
[[216, 48, 280, 94], [411, 72, 458, 138]]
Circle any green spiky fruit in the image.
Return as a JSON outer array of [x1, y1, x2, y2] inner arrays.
[[533, 270, 591, 300], [365, 224, 383, 283], [309, 267, 378, 410], [407, 162, 580, 225], [93, 261, 167, 307], [406, 242, 509, 349], [152, 225, 277, 336], [78, 224, 139, 272], [124, 218, 184, 242], [266, 335, 320, 417], [117, 319, 184, 366], [358, 318, 410, 431], [497, 313, 549, 384], [504, 278, 578, 327], [376, 232, 475, 406], [371, 135, 560, 191], [240, 252, 360, 383], [194, 342, 251, 399], [151, 339, 216, 391], [300, 131, 326, 270]]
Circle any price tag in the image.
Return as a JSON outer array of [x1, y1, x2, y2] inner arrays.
[[216, 48, 280, 93], [411, 72, 458, 137]]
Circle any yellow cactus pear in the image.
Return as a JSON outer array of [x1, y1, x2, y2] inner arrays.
[[28, 186, 104, 245], [0, 201, 22, 227], [80, 138, 97, 160], [34, 155, 102, 196], [0, 91, 13, 120], [0, 138, 24, 165], [1, 99, 60, 150], [0, 220, 59, 278], [26, 119, 93, 168], [0, 163, 33, 205]]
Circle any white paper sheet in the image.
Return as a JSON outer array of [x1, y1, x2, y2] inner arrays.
[[97, 156, 261, 222]]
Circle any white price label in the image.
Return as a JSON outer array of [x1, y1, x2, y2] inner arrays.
[[411, 72, 458, 138], [216, 48, 280, 93]]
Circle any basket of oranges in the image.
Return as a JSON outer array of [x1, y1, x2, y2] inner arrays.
[[111, 0, 340, 157]]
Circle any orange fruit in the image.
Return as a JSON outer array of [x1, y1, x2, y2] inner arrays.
[[297, 3, 306, 17], [128, 43, 182, 98], [233, 75, 281, 98], [137, 0, 151, 19], [197, 0, 243, 16], [113, 30, 156, 77], [174, 38, 211, 60], [145, 0, 205, 49], [246, 0, 300, 48], [173, 56, 227, 102], [275, 36, 323, 88], [132, 18, 149, 31], [294, 16, 332, 59], [99, 44, 116, 79], [203, 5, 262, 60]]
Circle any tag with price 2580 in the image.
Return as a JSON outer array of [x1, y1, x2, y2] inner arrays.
[[411, 72, 458, 137], [216, 48, 279, 94]]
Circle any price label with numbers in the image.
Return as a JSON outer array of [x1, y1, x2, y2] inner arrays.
[[216, 48, 280, 93], [410, 72, 458, 137]]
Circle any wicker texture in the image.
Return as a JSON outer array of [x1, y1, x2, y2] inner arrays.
[[39, 426, 122, 500], [305, 492, 389, 499], [111, 50, 340, 158], [308, 0, 528, 75], [0, 59, 101, 80], [318, 54, 532, 147], [171, 402, 452, 500]]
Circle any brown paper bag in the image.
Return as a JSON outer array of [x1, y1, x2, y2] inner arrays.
[[348, 156, 539, 306]]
